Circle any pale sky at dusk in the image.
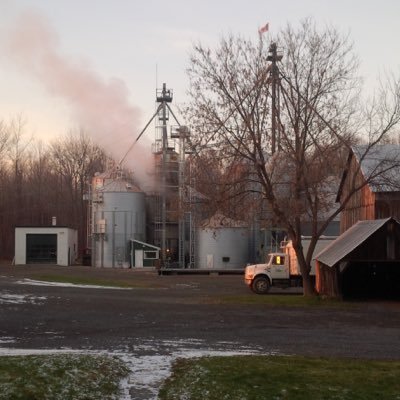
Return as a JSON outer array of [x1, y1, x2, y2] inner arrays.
[[1, 0, 399, 150]]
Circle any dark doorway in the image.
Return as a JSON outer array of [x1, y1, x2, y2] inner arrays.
[[342, 261, 400, 299], [26, 234, 57, 264]]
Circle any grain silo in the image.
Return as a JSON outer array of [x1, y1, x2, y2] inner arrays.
[[196, 212, 249, 269], [91, 172, 146, 268]]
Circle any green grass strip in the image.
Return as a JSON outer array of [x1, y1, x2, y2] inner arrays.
[[0, 354, 129, 400], [159, 355, 400, 400]]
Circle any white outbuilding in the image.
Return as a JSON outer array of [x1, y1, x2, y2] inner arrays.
[[14, 226, 78, 266]]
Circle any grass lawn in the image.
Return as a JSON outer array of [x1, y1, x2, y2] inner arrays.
[[159, 355, 400, 400], [0, 354, 129, 400], [29, 274, 354, 308], [216, 294, 352, 308]]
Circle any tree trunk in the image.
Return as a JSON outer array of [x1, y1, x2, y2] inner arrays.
[[302, 273, 317, 296]]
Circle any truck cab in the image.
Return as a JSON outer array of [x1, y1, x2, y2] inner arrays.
[[244, 252, 290, 294], [245, 236, 336, 294]]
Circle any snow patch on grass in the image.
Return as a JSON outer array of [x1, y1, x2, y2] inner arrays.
[[0, 291, 46, 305], [16, 278, 133, 290], [0, 337, 15, 344], [0, 352, 128, 400], [109, 339, 264, 399], [0, 339, 266, 400], [0, 348, 82, 356]]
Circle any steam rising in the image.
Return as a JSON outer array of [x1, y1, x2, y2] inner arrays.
[[3, 10, 153, 187]]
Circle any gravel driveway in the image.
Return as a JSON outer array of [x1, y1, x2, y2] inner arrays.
[[1, 265, 400, 398]]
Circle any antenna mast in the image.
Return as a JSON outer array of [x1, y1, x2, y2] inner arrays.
[[267, 42, 282, 154]]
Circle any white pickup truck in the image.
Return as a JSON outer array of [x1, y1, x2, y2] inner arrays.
[[244, 237, 335, 294]]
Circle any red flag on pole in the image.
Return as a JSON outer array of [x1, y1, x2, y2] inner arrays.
[[258, 23, 269, 35]]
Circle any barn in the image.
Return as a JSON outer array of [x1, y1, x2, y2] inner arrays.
[[337, 144, 400, 233], [315, 218, 400, 298]]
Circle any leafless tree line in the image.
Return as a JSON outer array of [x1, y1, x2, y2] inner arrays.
[[0, 115, 108, 261]]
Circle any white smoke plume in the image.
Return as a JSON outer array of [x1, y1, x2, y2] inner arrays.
[[2, 10, 154, 188]]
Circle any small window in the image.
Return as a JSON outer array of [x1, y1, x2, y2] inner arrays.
[[274, 255, 284, 265], [144, 251, 158, 259], [222, 257, 230, 262]]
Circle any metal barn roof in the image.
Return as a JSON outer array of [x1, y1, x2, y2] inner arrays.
[[315, 218, 393, 267], [98, 178, 142, 193], [337, 144, 400, 202], [353, 144, 400, 192], [131, 239, 160, 250], [200, 212, 248, 229]]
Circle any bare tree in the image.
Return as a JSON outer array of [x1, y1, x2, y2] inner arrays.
[[185, 19, 400, 295], [6, 115, 34, 226], [0, 118, 110, 260], [23, 141, 59, 225], [49, 129, 107, 251], [0, 119, 12, 243], [0, 120, 11, 161], [0, 115, 33, 258], [187, 148, 254, 221]]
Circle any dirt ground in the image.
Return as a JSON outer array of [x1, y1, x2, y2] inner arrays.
[[1, 264, 400, 361]]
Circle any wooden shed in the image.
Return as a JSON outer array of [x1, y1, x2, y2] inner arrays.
[[315, 218, 400, 298], [337, 145, 400, 233], [130, 240, 160, 268]]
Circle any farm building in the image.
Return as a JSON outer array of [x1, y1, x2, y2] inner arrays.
[[91, 173, 146, 268], [337, 144, 400, 233], [130, 239, 160, 267], [315, 218, 400, 298], [196, 212, 249, 269], [15, 226, 78, 266]]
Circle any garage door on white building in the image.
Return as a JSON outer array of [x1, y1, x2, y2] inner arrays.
[[15, 227, 78, 266]]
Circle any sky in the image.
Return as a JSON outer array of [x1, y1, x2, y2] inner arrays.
[[0, 0, 399, 170]]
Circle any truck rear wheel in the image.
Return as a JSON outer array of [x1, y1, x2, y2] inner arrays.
[[251, 276, 270, 294]]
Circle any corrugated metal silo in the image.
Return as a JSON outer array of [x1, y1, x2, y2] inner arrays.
[[196, 213, 249, 269], [91, 173, 146, 268]]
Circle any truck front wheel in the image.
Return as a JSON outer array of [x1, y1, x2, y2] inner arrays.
[[251, 276, 270, 294]]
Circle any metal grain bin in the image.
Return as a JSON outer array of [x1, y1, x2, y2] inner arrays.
[[91, 174, 146, 268], [196, 213, 249, 269]]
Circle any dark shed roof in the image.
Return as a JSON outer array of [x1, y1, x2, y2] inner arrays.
[[131, 239, 160, 250], [315, 218, 394, 267]]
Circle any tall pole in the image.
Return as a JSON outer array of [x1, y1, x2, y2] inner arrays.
[[177, 126, 188, 268], [267, 42, 282, 155], [161, 84, 168, 265], [155, 83, 174, 266]]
